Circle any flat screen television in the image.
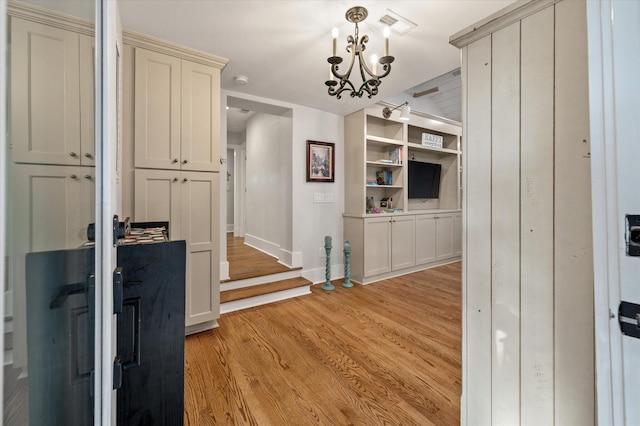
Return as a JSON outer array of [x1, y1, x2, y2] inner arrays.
[[408, 160, 442, 199]]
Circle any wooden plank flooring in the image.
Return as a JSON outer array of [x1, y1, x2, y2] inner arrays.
[[185, 262, 462, 425], [226, 234, 294, 281]]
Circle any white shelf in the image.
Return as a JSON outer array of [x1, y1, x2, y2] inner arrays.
[[366, 185, 403, 189], [366, 161, 403, 167], [366, 135, 404, 147]]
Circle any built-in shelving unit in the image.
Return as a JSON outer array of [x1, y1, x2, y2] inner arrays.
[[343, 104, 462, 285]]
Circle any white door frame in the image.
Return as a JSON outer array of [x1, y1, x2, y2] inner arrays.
[[587, 1, 630, 424], [96, 0, 121, 423], [0, 0, 8, 412]]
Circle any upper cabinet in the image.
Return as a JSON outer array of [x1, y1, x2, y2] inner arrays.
[[134, 48, 220, 172], [10, 18, 95, 166]]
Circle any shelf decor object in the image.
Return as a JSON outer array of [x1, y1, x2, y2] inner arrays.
[[307, 140, 335, 182], [325, 6, 394, 99]]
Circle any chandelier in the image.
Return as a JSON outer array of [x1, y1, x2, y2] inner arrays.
[[325, 6, 394, 99]]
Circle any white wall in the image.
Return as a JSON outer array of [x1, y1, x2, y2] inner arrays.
[[221, 90, 344, 283], [226, 148, 234, 232], [244, 113, 292, 258]]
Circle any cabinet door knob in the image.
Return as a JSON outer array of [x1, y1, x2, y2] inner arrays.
[[173, 177, 179, 182], [172, 158, 178, 163], [70, 152, 78, 158], [84, 153, 93, 159], [183, 178, 189, 182], [84, 175, 92, 180], [70, 174, 77, 179], [182, 159, 189, 164]]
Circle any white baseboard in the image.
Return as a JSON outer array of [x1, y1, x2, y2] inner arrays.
[[220, 286, 311, 315], [226, 224, 233, 233], [185, 320, 219, 336], [277, 248, 303, 268], [244, 233, 280, 259], [302, 263, 345, 285]]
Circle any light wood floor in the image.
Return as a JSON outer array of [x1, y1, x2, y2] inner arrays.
[[185, 262, 462, 425], [226, 233, 294, 281]]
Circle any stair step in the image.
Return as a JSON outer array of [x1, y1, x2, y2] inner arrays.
[[220, 277, 312, 304]]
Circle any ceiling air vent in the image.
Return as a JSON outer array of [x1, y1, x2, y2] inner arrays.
[[239, 109, 251, 114], [377, 10, 417, 35]]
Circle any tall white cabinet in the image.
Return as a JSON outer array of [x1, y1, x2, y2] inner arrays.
[[343, 105, 462, 284], [124, 35, 227, 334], [8, 6, 98, 369]]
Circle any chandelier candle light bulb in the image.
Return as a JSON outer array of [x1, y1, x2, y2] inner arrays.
[[332, 28, 338, 56], [384, 26, 390, 56]]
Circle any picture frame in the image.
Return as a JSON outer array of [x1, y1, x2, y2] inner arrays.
[[306, 140, 335, 182]]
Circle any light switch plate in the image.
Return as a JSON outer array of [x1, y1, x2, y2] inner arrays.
[[314, 192, 325, 203]]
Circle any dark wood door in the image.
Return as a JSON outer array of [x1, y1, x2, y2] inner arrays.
[[116, 241, 186, 425]]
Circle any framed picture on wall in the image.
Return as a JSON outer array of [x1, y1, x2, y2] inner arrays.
[[306, 140, 335, 182]]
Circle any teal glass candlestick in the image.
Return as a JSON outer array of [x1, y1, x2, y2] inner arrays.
[[322, 236, 335, 291]]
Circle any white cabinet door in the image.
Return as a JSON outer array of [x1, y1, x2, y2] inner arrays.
[[415, 214, 437, 265], [435, 213, 455, 261], [133, 169, 182, 237], [134, 48, 182, 170], [454, 212, 462, 256], [11, 18, 81, 165], [364, 217, 392, 277], [181, 61, 220, 172], [181, 171, 219, 326], [391, 215, 415, 270], [79, 34, 96, 166]]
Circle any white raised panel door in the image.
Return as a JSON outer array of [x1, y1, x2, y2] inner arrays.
[[391, 215, 415, 270], [181, 61, 220, 172], [454, 212, 462, 256], [11, 18, 81, 165], [133, 169, 182, 237], [11, 164, 89, 372], [79, 34, 95, 166], [435, 213, 455, 261], [181, 171, 219, 326], [364, 216, 392, 277], [134, 48, 181, 170], [415, 214, 437, 265]]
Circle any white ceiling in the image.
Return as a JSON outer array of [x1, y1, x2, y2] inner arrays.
[[116, 0, 516, 117], [17, 0, 516, 117]]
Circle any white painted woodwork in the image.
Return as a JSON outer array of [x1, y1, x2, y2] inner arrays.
[[554, 2, 594, 425], [181, 171, 219, 326], [453, 213, 462, 256], [181, 61, 220, 172], [363, 216, 391, 277], [10, 18, 81, 165], [435, 213, 455, 261], [491, 21, 521, 426], [462, 34, 493, 426], [134, 48, 221, 173], [11, 164, 95, 369], [134, 168, 220, 328], [390, 215, 415, 270], [520, 6, 555, 425], [451, 1, 595, 425], [588, 1, 640, 424], [415, 214, 436, 265], [134, 48, 182, 170], [343, 105, 461, 285], [133, 168, 182, 231], [79, 34, 95, 166]]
